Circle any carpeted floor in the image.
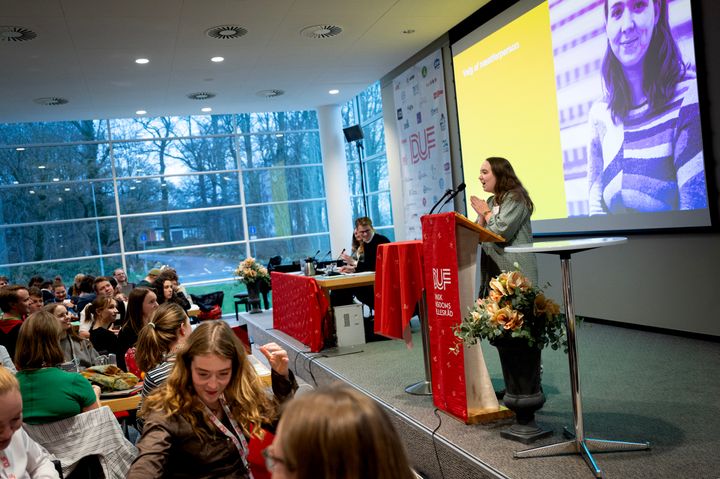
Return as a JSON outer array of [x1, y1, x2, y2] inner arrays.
[[242, 311, 720, 479]]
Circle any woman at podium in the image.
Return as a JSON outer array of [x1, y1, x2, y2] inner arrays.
[[470, 157, 537, 294]]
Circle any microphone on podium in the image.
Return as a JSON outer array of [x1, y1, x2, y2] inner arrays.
[[439, 182, 466, 210], [428, 189, 453, 215]]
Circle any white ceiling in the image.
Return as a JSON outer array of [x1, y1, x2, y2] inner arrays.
[[0, 0, 489, 124]]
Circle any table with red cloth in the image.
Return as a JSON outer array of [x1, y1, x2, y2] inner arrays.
[[271, 272, 330, 352], [374, 240, 424, 345]]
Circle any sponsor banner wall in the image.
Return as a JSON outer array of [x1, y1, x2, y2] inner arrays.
[[393, 50, 453, 240]]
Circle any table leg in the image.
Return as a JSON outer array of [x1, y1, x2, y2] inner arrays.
[[513, 254, 649, 477], [405, 291, 432, 395]]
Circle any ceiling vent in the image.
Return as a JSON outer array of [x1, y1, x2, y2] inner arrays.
[[256, 89, 284, 98], [299, 25, 342, 39], [33, 97, 69, 106], [205, 25, 248, 40], [0, 26, 37, 42], [187, 92, 216, 100]]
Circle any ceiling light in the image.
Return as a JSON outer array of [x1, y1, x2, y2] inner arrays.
[[16, 147, 25, 151], [38, 165, 46, 169], [129, 186, 136, 190], [29, 190, 35, 194], [211, 56, 224, 63], [275, 134, 284, 138], [64, 187, 71, 191], [52, 178, 59, 182], [201, 107, 212, 113], [329, 89, 339, 95], [135, 58, 149, 64], [136, 110, 147, 115], [12, 181, 18, 184]]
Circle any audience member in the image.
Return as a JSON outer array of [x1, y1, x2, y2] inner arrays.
[[93, 276, 127, 325], [27, 287, 44, 315], [0, 365, 60, 478], [137, 269, 161, 288], [86, 296, 121, 359], [73, 275, 96, 319], [0, 286, 32, 359], [0, 345, 16, 373], [127, 321, 297, 478], [267, 384, 415, 479], [117, 287, 159, 372], [43, 303, 99, 369], [113, 268, 135, 297], [0, 276, 9, 288], [14, 311, 100, 424], [134, 303, 192, 431], [68, 274, 84, 298], [27, 276, 44, 290], [151, 271, 191, 311]]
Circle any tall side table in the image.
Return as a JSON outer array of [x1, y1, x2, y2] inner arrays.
[[506, 237, 649, 478]]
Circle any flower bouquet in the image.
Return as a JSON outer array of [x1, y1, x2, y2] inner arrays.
[[454, 270, 566, 351], [234, 257, 270, 285]]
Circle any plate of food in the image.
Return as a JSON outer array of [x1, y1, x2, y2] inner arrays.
[[99, 383, 143, 399]]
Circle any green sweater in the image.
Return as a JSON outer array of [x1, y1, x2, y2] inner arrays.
[[17, 367, 97, 424]]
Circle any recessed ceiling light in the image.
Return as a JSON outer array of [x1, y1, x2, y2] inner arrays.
[[12, 181, 18, 184], [275, 134, 284, 138], [52, 178, 59, 182], [38, 165, 46, 169], [16, 147, 25, 151], [136, 110, 147, 115], [64, 187, 71, 191], [129, 186, 136, 190], [201, 107, 212, 112], [29, 190, 35, 194], [135, 58, 149, 64], [211, 56, 224, 63], [329, 89, 339, 95]]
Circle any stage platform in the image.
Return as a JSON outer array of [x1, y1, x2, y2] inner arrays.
[[238, 310, 720, 479]]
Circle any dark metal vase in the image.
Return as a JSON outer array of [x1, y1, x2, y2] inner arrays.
[[493, 337, 553, 444], [246, 281, 262, 314]]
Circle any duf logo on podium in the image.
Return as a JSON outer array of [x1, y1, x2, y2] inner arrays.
[[432, 268, 454, 318]]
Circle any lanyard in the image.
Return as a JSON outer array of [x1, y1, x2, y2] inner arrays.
[[203, 395, 254, 479], [0, 452, 17, 479]]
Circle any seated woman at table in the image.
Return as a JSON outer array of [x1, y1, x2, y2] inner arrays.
[[117, 287, 159, 372], [266, 383, 415, 479], [134, 303, 192, 430], [86, 296, 121, 360], [14, 312, 100, 424], [128, 321, 297, 479], [0, 365, 60, 478], [43, 302, 99, 369]]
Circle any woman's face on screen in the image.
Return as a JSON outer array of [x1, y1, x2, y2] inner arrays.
[[479, 161, 496, 194], [606, 0, 658, 70]]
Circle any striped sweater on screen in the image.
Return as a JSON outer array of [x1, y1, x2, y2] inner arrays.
[[587, 77, 706, 215]]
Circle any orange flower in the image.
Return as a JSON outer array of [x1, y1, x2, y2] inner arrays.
[[489, 289, 503, 303], [489, 278, 507, 296], [506, 270, 532, 293], [491, 306, 513, 327], [505, 310, 524, 330]]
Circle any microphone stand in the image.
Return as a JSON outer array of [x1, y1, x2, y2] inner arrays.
[[438, 183, 466, 210], [428, 189, 452, 215]]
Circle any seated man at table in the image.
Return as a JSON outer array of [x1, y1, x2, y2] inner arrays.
[[332, 217, 390, 311]]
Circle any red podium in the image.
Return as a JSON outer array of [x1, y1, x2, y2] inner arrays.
[[421, 212, 513, 424]]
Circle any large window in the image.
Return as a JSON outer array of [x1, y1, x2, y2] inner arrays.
[[341, 82, 394, 240], [0, 113, 329, 292]]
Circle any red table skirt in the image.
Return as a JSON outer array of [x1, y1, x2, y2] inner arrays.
[[271, 272, 329, 352], [374, 240, 424, 344]]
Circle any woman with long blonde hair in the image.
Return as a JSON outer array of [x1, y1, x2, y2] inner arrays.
[[128, 321, 296, 478]]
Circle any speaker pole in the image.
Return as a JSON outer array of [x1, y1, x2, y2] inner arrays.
[[356, 140, 368, 217]]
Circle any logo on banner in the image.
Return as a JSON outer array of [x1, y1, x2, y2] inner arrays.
[[396, 108, 403, 120], [416, 112, 422, 124], [433, 268, 452, 290], [422, 66, 428, 77], [409, 125, 436, 163], [434, 57, 441, 69], [433, 89, 444, 99]]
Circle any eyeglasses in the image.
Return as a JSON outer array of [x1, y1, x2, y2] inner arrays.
[[262, 447, 290, 472]]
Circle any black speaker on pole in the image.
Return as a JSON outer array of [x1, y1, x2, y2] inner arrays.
[[343, 124, 364, 143]]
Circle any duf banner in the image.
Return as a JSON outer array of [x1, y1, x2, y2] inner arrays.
[[393, 50, 452, 240]]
